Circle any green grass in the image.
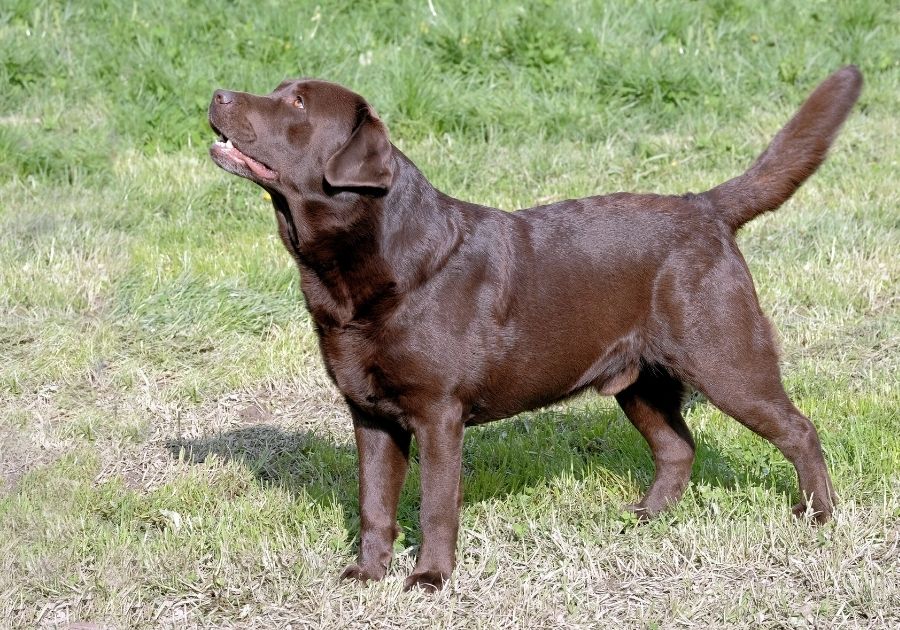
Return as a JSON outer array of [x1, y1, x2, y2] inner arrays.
[[1, 0, 898, 627]]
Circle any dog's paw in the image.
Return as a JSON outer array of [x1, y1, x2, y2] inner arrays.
[[402, 569, 448, 593], [339, 563, 386, 583], [623, 502, 656, 522], [791, 502, 832, 524]]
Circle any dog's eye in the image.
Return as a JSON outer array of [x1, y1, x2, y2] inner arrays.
[[293, 96, 305, 109]]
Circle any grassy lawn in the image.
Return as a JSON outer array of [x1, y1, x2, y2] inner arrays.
[[1, 0, 898, 627]]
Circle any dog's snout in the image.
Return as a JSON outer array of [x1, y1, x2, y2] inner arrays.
[[214, 90, 235, 105]]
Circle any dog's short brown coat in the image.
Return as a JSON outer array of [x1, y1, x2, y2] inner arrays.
[[208, 67, 862, 590]]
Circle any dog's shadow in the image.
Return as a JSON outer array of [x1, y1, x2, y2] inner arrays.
[[166, 399, 798, 543]]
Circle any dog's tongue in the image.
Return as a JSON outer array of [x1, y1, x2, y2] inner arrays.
[[244, 155, 277, 179], [223, 140, 277, 179]]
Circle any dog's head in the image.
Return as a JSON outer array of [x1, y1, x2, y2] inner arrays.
[[208, 79, 394, 195]]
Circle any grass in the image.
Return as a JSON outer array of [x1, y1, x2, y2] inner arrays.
[[1, 0, 898, 627]]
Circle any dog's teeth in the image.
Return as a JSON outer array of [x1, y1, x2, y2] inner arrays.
[[225, 138, 233, 149]]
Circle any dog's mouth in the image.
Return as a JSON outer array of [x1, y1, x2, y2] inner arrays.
[[209, 125, 278, 181]]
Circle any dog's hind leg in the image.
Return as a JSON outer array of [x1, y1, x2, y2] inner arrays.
[[685, 347, 835, 522], [614, 367, 694, 519], [669, 273, 836, 521]]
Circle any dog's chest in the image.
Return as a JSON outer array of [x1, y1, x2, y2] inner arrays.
[[320, 328, 408, 419]]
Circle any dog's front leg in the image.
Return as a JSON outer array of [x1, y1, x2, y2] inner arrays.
[[404, 401, 465, 592], [340, 406, 411, 583]]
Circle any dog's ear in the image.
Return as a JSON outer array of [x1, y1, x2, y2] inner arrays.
[[325, 105, 393, 191]]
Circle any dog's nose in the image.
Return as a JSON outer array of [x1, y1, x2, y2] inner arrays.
[[214, 90, 235, 105]]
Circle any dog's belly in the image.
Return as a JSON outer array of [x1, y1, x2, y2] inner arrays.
[[464, 328, 644, 424], [323, 319, 643, 427]]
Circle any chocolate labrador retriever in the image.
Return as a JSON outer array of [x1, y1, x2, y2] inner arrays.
[[208, 66, 862, 590]]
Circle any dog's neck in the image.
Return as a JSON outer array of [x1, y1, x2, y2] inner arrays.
[[273, 149, 466, 329]]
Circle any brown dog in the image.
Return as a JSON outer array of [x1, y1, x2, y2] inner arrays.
[[208, 66, 862, 590]]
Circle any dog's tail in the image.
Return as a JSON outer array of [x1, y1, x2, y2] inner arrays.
[[702, 65, 862, 232]]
